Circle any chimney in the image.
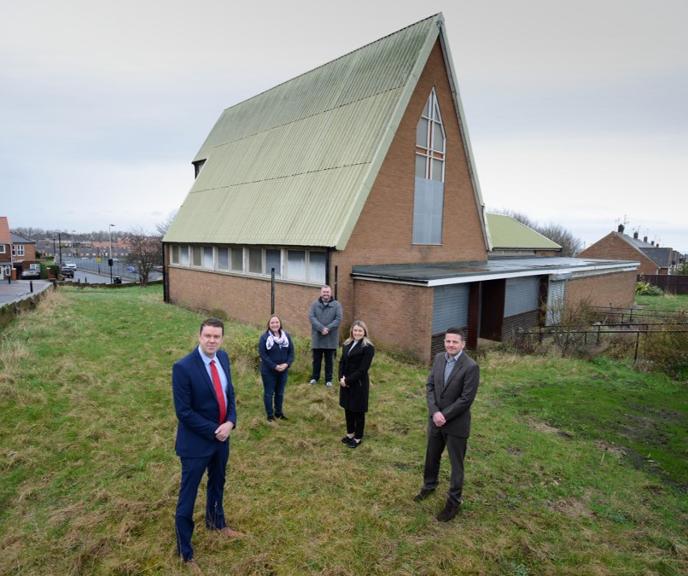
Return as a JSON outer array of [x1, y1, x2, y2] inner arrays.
[[643, 236, 648, 243], [617, 224, 625, 233], [651, 241, 655, 246], [633, 231, 639, 239]]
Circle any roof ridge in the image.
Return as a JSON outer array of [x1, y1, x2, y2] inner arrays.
[[219, 13, 441, 115]]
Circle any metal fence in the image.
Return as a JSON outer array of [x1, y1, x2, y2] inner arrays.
[[589, 305, 688, 324], [514, 304, 688, 364]]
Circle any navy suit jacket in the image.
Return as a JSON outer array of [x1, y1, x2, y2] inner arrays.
[[172, 347, 237, 458]]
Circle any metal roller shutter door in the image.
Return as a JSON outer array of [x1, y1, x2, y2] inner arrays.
[[504, 277, 540, 318], [432, 284, 469, 333]]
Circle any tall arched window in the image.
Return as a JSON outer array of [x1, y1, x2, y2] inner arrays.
[[413, 89, 445, 244]]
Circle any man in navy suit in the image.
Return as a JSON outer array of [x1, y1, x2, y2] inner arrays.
[[172, 318, 242, 568], [414, 327, 480, 522]]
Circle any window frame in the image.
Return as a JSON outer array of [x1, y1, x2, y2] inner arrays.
[[413, 88, 446, 245]]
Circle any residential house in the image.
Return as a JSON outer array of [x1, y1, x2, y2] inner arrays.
[[10, 232, 37, 276], [0, 217, 12, 280], [164, 14, 638, 362], [579, 224, 672, 276]]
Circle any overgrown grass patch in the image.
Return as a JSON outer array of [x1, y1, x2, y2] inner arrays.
[[636, 293, 688, 313], [0, 286, 686, 575]]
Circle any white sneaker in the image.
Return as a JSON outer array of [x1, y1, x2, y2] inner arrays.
[[309, 379, 317, 385], [325, 381, 333, 387]]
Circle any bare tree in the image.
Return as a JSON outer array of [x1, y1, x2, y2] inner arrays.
[[126, 228, 162, 287], [536, 223, 583, 256], [155, 210, 177, 237]]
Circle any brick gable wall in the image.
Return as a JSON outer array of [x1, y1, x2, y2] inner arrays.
[[579, 233, 656, 275], [332, 40, 487, 330]]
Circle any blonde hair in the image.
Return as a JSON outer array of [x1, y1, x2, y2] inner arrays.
[[344, 320, 373, 347]]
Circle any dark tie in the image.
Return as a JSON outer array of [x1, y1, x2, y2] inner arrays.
[[209, 360, 227, 423]]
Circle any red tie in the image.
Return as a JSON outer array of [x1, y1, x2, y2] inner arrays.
[[209, 360, 227, 423]]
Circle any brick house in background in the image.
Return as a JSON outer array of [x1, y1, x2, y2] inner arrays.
[[0, 217, 13, 280], [10, 232, 37, 276], [163, 14, 638, 362], [580, 224, 672, 275]]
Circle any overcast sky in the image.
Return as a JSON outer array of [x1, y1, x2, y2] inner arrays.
[[2, 0, 686, 252]]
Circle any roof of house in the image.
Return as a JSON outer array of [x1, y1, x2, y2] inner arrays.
[[0, 217, 10, 244], [164, 13, 487, 250], [11, 232, 35, 244], [641, 246, 673, 267], [485, 213, 561, 250], [352, 256, 639, 287], [608, 232, 670, 268]]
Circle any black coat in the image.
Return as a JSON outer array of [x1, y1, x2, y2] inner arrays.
[[338, 341, 375, 413]]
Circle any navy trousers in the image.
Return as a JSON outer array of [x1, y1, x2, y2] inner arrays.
[[261, 369, 288, 418], [175, 442, 229, 561]]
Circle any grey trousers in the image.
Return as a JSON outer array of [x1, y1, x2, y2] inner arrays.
[[422, 424, 468, 504]]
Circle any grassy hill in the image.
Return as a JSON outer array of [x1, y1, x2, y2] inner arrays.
[[0, 286, 686, 575]]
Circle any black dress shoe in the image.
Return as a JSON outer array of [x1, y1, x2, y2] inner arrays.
[[413, 488, 435, 502], [267, 416, 274, 422], [436, 499, 460, 522], [347, 438, 362, 448], [341, 435, 355, 444], [275, 414, 288, 420]]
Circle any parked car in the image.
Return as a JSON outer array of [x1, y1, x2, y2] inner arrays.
[[21, 263, 41, 279], [127, 265, 137, 273], [61, 262, 77, 278]]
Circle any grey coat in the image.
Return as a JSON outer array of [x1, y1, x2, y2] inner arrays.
[[426, 351, 479, 438], [309, 298, 343, 349]]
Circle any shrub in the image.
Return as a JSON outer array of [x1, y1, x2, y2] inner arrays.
[[640, 329, 688, 377], [635, 281, 663, 296]]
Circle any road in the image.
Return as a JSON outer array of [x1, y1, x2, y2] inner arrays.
[[62, 258, 162, 284]]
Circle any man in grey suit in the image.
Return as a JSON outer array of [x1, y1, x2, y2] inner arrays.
[[414, 327, 479, 521]]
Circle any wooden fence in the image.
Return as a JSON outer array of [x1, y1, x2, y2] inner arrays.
[[638, 274, 688, 294]]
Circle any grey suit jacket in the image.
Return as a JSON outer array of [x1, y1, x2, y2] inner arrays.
[[426, 351, 479, 438]]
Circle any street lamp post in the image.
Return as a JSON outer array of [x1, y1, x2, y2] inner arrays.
[[108, 224, 115, 284]]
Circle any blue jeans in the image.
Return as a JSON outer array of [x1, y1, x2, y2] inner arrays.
[[261, 369, 288, 418]]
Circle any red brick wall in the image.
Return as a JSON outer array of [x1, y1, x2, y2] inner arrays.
[[332, 40, 487, 328], [168, 267, 318, 337], [580, 233, 656, 275], [565, 270, 637, 309], [352, 279, 434, 362]]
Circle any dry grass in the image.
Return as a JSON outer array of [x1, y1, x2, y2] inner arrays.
[[0, 286, 686, 575]]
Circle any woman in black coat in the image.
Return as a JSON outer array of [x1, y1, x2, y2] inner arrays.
[[338, 320, 375, 448]]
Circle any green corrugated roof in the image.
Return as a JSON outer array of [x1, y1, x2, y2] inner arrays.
[[486, 213, 561, 250], [165, 14, 486, 249]]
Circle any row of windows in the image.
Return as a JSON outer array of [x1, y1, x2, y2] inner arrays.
[[12, 245, 25, 257], [170, 245, 327, 284]]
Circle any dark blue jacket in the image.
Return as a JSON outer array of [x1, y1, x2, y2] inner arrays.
[[258, 330, 295, 374], [172, 348, 236, 458]]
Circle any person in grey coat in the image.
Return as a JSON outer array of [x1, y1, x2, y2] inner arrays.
[[414, 327, 479, 522], [308, 285, 343, 387]]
